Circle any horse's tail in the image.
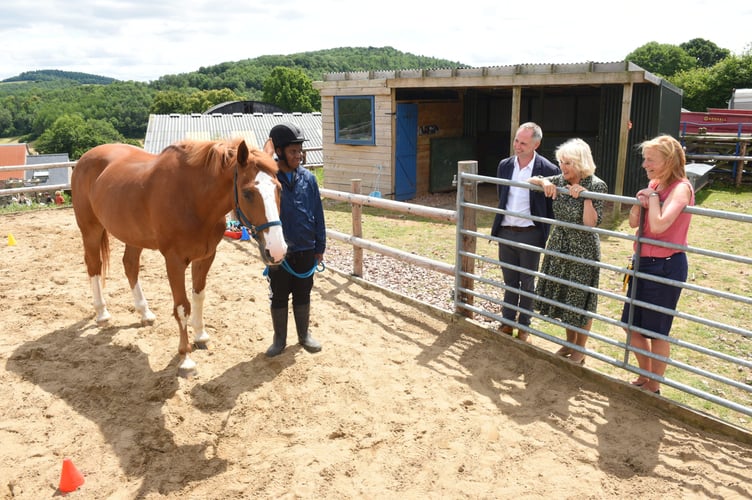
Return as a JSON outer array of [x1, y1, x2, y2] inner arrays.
[[100, 230, 110, 287]]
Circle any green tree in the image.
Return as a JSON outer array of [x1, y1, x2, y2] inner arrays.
[[670, 52, 752, 110], [626, 41, 697, 76], [185, 89, 244, 113], [0, 105, 14, 135], [151, 88, 243, 114], [151, 90, 192, 114], [670, 67, 712, 111], [35, 113, 128, 159], [263, 67, 320, 112], [680, 38, 731, 68]]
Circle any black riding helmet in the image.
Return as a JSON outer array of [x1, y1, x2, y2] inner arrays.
[[269, 122, 307, 149]]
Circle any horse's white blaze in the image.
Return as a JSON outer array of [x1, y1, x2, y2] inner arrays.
[[190, 290, 210, 343], [131, 281, 156, 324], [90, 275, 111, 324], [256, 171, 288, 262]]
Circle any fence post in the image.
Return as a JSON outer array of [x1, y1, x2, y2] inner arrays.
[[736, 141, 747, 187], [350, 179, 363, 277], [456, 161, 478, 317]]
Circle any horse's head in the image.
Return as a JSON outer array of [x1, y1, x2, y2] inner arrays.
[[233, 140, 287, 265]]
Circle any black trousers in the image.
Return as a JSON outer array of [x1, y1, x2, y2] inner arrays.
[[267, 250, 315, 309], [497, 227, 545, 326]]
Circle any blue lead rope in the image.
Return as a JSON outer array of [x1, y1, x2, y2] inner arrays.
[[264, 259, 326, 278]]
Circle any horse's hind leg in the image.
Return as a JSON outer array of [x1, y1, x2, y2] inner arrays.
[[189, 253, 216, 345], [123, 244, 156, 325], [90, 275, 112, 324], [81, 227, 112, 324]]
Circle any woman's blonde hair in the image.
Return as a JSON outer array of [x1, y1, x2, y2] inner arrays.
[[639, 134, 686, 185], [555, 138, 596, 178]]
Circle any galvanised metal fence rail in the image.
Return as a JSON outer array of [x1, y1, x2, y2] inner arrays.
[[455, 166, 752, 425]]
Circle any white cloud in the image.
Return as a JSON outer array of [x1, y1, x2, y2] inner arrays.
[[1, 0, 750, 82]]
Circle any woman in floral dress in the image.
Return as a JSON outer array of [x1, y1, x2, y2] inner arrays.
[[528, 138, 607, 364]]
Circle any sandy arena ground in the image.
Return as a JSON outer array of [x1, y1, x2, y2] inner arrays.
[[1, 208, 751, 499]]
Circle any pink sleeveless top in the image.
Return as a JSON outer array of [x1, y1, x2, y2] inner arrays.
[[638, 179, 694, 258]]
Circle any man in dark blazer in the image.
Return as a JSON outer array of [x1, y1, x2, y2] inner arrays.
[[490, 122, 560, 342]]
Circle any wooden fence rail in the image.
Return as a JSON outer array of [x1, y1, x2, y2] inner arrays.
[[319, 161, 478, 315], [0, 162, 74, 199]]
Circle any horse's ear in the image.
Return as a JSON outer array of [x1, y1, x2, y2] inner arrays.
[[237, 140, 249, 166], [262, 138, 275, 157]]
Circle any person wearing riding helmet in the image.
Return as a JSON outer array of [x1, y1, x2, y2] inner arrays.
[[265, 122, 326, 357]]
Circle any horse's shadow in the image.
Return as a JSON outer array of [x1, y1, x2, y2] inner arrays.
[[190, 350, 296, 412], [7, 319, 227, 497]]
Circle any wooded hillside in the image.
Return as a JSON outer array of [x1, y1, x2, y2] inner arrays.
[[0, 46, 464, 153]]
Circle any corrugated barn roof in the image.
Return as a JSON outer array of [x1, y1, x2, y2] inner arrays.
[[144, 112, 323, 166]]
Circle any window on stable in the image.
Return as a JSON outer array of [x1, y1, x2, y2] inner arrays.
[[334, 96, 375, 145]]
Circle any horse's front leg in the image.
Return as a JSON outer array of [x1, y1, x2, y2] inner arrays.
[[190, 252, 216, 346], [123, 244, 156, 325], [164, 256, 195, 375]]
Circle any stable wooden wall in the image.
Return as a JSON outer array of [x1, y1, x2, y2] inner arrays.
[[318, 81, 393, 196]]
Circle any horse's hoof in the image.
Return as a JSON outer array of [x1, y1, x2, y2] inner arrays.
[[96, 312, 112, 325], [178, 356, 197, 378], [139, 309, 156, 326], [178, 366, 197, 378], [194, 331, 210, 344]]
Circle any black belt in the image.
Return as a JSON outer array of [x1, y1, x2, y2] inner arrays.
[[501, 225, 537, 232], [639, 252, 683, 262]]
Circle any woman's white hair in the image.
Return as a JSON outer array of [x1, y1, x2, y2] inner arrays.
[[555, 138, 596, 178]]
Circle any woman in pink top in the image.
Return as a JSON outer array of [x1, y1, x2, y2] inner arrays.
[[621, 135, 694, 395]]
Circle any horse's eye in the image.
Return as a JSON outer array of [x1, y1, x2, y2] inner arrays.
[[242, 189, 255, 202]]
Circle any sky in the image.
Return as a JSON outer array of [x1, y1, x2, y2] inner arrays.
[[2, 0, 751, 83]]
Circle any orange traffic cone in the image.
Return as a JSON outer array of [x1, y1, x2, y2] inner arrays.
[[7, 233, 16, 246], [58, 458, 85, 493]]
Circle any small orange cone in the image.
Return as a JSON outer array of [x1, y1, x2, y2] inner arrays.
[[58, 458, 85, 493], [7, 233, 16, 246]]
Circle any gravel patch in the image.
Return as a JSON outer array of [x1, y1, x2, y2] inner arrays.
[[322, 186, 502, 324]]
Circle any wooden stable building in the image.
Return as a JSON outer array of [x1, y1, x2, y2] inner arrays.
[[314, 61, 682, 200]]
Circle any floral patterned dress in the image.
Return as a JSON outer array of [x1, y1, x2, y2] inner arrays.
[[535, 174, 607, 328]]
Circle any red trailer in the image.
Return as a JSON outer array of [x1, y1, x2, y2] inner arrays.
[[680, 109, 752, 135]]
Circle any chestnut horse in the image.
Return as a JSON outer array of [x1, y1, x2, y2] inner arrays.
[[71, 138, 287, 374]]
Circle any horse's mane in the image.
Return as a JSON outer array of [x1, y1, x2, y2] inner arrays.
[[247, 147, 279, 177], [165, 138, 277, 176]]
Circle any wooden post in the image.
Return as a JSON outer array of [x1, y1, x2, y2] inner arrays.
[[613, 82, 634, 215], [351, 179, 363, 277], [457, 161, 478, 317], [509, 87, 522, 157], [736, 141, 747, 187]]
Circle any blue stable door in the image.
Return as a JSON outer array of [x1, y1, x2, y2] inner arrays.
[[395, 103, 417, 200]]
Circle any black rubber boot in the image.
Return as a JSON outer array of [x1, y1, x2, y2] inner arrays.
[[293, 304, 322, 353], [265, 307, 288, 357]]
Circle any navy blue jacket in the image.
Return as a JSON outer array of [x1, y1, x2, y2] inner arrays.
[[490, 154, 560, 242], [277, 167, 326, 255]]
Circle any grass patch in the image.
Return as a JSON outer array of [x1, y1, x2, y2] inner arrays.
[[1, 193, 70, 214]]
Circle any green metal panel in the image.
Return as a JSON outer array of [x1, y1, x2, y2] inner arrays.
[[430, 137, 476, 192], [596, 86, 623, 193], [593, 80, 682, 197], [658, 79, 683, 136]]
